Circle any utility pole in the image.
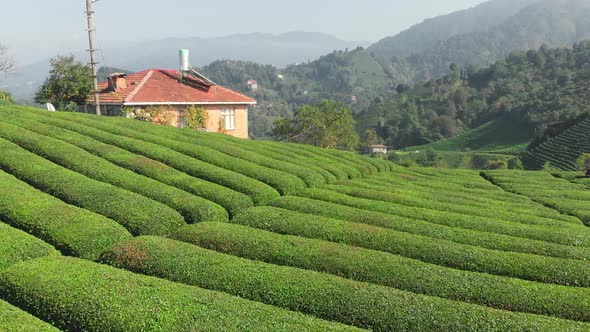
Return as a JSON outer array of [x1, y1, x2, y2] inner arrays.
[[86, 0, 101, 115]]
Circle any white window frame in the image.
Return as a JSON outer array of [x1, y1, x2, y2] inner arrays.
[[221, 108, 236, 130]]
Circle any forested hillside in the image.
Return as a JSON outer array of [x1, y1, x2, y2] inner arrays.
[[368, 0, 542, 58], [199, 0, 590, 139], [356, 41, 590, 149]]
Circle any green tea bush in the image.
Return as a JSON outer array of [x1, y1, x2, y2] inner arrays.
[[0, 256, 357, 332], [0, 138, 185, 236], [294, 188, 590, 246], [323, 184, 574, 228], [93, 116, 327, 188], [0, 221, 59, 271], [286, 142, 375, 175], [0, 120, 228, 223], [363, 171, 581, 224], [0, 109, 253, 217], [0, 299, 59, 332], [172, 222, 590, 321], [207, 137, 341, 182], [22, 109, 279, 205], [268, 196, 590, 259], [261, 141, 364, 178], [231, 207, 590, 286], [105, 236, 590, 328], [52, 113, 306, 195], [348, 177, 580, 223], [483, 170, 590, 225], [0, 170, 132, 260]]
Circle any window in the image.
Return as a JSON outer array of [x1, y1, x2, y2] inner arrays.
[[221, 108, 236, 130]]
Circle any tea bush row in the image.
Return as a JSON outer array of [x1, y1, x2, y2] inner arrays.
[[0, 119, 228, 223], [0, 137, 185, 236], [172, 222, 590, 321], [232, 207, 590, 287], [0, 170, 132, 260], [294, 188, 590, 246], [14, 108, 279, 204], [105, 236, 590, 329], [1, 109, 253, 217], [0, 256, 356, 332]]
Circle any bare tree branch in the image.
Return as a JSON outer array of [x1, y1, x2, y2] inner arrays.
[[0, 44, 15, 73]]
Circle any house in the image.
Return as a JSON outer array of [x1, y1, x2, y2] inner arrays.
[[370, 144, 388, 155], [85, 69, 256, 139], [247, 79, 258, 91]]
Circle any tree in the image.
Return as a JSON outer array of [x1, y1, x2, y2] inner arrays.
[[363, 129, 379, 151], [577, 154, 590, 172], [0, 44, 14, 74], [35, 55, 92, 111], [272, 100, 360, 150]]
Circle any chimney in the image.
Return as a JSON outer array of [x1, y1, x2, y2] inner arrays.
[[179, 49, 190, 83], [107, 73, 128, 91]]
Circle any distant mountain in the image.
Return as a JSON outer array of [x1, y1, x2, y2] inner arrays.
[[407, 0, 590, 78], [369, 0, 543, 58], [104, 31, 370, 71], [5, 31, 369, 100]]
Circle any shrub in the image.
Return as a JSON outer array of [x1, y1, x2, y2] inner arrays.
[[105, 236, 590, 329], [19, 108, 279, 205], [0, 299, 59, 332], [231, 207, 590, 286], [0, 108, 253, 217], [182, 105, 208, 129], [0, 256, 357, 332], [0, 137, 186, 236], [97, 116, 327, 188], [295, 188, 590, 245], [173, 222, 590, 322], [0, 120, 228, 223], [323, 184, 571, 228], [0, 221, 59, 272], [290, 142, 375, 175], [0, 90, 12, 103], [577, 153, 590, 171], [268, 196, 590, 257], [483, 170, 590, 225], [220, 139, 340, 183], [261, 140, 364, 178], [57, 112, 307, 195], [343, 177, 572, 222], [255, 140, 350, 180], [0, 170, 132, 260]]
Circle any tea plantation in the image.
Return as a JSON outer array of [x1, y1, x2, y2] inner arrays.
[[522, 118, 590, 171], [1, 105, 590, 331]]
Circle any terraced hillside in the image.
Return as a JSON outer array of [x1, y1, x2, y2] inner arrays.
[[522, 117, 590, 170], [2, 105, 590, 331], [407, 115, 533, 154]]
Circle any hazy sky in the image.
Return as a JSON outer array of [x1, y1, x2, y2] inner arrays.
[[2, 0, 487, 64]]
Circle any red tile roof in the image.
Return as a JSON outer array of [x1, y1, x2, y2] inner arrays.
[[92, 69, 256, 105]]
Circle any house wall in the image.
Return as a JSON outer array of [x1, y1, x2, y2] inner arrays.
[[149, 104, 250, 139]]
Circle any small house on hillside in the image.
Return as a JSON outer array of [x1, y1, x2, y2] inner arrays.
[[370, 144, 388, 155], [84, 69, 256, 139]]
